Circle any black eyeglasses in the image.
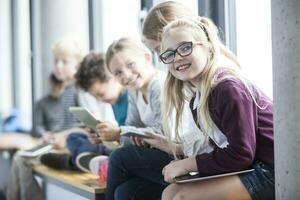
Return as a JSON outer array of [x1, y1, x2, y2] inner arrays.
[[159, 41, 197, 64]]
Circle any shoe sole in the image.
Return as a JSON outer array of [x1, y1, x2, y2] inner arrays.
[[75, 152, 93, 173]]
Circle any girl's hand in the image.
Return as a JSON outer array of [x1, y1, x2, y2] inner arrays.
[[130, 136, 149, 147], [162, 157, 197, 183], [142, 132, 169, 152], [96, 121, 121, 141]]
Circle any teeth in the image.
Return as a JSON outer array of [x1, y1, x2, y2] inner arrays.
[[177, 64, 190, 71]]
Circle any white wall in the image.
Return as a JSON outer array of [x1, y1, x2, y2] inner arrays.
[[236, 0, 273, 97]]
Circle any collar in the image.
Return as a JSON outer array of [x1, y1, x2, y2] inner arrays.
[[193, 90, 201, 110]]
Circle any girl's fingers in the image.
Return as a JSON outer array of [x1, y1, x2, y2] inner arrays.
[[135, 137, 143, 146], [141, 138, 151, 146], [131, 136, 139, 146]]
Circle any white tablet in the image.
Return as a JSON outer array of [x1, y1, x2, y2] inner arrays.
[[174, 168, 255, 183], [18, 143, 53, 157], [69, 107, 99, 130], [120, 127, 154, 138]]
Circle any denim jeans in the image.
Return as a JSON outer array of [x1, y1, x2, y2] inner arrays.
[[66, 132, 112, 163], [105, 145, 173, 200], [239, 161, 275, 200]]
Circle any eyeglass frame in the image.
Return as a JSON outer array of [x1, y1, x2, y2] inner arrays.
[[159, 41, 201, 64]]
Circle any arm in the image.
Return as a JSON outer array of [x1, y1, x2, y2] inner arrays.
[[147, 81, 164, 134], [195, 80, 257, 174], [119, 82, 164, 146], [34, 99, 47, 136], [162, 156, 198, 183], [122, 91, 144, 127], [142, 132, 184, 154], [44, 127, 87, 149], [121, 78, 164, 133], [119, 91, 145, 137], [90, 92, 143, 144], [122, 78, 164, 132]]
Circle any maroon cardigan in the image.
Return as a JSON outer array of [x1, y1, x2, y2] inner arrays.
[[190, 78, 273, 174]]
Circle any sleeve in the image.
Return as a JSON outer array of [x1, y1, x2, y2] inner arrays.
[[195, 80, 257, 174], [147, 82, 163, 134], [119, 82, 164, 145], [34, 99, 47, 136], [120, 91, 144, 130], [121, 80, 163, 134]]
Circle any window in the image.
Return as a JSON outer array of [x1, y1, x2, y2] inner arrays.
[[236, 0, 273, 97]]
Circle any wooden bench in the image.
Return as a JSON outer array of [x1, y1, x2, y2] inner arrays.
[[33, 164, 106, 200], [0, 133, 37, 150]]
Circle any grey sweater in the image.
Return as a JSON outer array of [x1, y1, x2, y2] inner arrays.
[[120, 70, 166, 143]]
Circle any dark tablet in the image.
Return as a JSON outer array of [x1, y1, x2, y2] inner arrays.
[[174, 168, 254, 183]]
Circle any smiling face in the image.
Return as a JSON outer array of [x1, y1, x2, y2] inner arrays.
[[88, 79, 123, 104], [107, 51, 152, 91], [161, 27, 210, 83]]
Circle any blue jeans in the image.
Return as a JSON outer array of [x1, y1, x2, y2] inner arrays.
[[66, 132, 112, 163], [239, 162, 275, 200], [105, 145, 173, 200]]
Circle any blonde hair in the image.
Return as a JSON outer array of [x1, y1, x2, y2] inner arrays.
[[105, 37, 151, 69], [161, 18, 259, 157], [52, 36, 85, 62], [142, 1, 196, 41]]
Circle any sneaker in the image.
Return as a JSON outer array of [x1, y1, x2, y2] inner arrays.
[[75, 152, 101, 172], [39, 153, 75, 170], [89, 155, 109, 183]]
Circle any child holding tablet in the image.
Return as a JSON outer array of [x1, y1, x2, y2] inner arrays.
[[103, 37, 173, 200], [159, 17, 274, 200]]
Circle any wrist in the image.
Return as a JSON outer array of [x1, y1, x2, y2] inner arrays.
[[113, 127, 121, 141], [158, 135, 169, 151], [184, 156, 198, 172]]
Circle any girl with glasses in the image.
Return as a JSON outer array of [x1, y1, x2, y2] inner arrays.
[[159, 18, 274, 200], [104, 2, 214, 199]]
